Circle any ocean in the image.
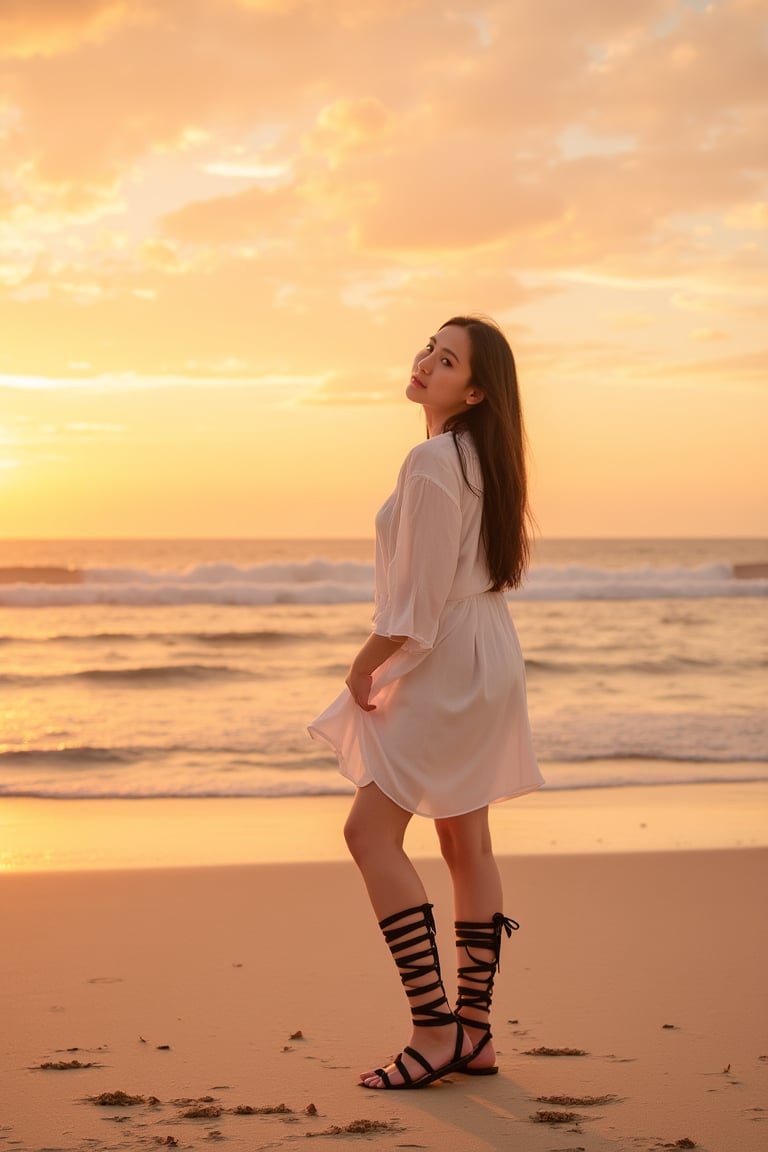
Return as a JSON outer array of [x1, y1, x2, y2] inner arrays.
[[0, 538, 766, 800]]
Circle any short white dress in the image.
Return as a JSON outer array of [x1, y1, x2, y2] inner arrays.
[[308, 431, 543, 818]]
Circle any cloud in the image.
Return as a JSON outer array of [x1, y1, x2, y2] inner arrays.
[[305, 96, 393, 166], [3, 1, 765, 252], [0, 0, 764, 396], [647, 345, 768, 385], [0, 370, 323, 399], [0, 0, 149, 60], [302, 367, 404, 406], [160, 184, 299, 245], [140, 240, 183, 270]]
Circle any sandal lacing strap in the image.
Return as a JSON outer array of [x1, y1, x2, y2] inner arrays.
[[364, 903, 471, 1089], [379, 903, 451, 1027], [454, 913, 519, 1075]]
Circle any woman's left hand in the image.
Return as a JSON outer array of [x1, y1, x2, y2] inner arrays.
[[345, 632, 406, 712], [346, 667, 376, 711]]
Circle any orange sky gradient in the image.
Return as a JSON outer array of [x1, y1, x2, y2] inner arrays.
[[0, 0, 766, 538]]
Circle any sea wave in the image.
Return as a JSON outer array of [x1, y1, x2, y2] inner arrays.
[[2, 653, 761, 689], [0, 760, 765, 799], [1, 703, 765, 803], [0, 663, 257, 686], [0, 628, 324, 647], [525, 655, 767, 675], [537, 709, 768, 765], [0, 558, 765, 606]]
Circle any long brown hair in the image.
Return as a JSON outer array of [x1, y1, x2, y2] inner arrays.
[[440, 316, 533, 589]]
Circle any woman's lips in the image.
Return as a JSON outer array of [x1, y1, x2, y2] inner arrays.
[[411, 375, 427, 389]]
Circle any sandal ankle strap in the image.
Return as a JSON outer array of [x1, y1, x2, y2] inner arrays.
[[455, 914, 519, 971]]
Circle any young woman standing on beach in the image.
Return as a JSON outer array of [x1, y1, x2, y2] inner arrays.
[[309, 316, 543, 1089]]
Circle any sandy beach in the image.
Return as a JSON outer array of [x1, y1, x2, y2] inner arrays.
[[2, 785, 767, 1152]]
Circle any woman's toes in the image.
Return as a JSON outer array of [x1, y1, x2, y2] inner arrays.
[[362, 1068, 393, 1089]]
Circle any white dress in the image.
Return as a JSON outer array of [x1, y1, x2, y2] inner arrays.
[[308, 431, 543, 818]]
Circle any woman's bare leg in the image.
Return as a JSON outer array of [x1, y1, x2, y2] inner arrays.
[[435, 806, 504, 1071], [345, 783, 471, 1087], [344, 781, 424, 918]]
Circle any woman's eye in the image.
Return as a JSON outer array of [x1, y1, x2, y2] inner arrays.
[[441, 358, 452, 367]]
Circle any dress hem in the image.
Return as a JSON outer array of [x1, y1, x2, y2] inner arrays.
[[334, 754, 544, 820], [308, 726, 544, 820]]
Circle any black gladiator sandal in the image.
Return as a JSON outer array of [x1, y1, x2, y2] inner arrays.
[[363, 903, 471, 1089], [454, 913, 519, 1076]]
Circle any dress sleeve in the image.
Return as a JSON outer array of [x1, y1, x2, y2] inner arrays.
[[373, 472, 461, 653]]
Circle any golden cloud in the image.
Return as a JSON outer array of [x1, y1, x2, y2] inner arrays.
[[0, 0, 149, 60], [0, 0, 764, 399], [160, 184, 298, 245]]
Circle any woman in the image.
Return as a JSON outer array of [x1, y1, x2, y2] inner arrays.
[[309, 316, 543, 1090]]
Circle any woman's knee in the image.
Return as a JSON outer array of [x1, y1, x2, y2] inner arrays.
[[344, 785, 411, 864], [344, 807, 405, 865], [343, 809, 369, 862], [435, 821, 461, 867], [436, 812, 492, 869]]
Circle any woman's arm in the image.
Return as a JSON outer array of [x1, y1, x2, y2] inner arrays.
[[346, 632, 405, 712]]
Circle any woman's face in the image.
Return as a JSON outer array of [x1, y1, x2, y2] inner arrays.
[[406, 324, 482, 430]]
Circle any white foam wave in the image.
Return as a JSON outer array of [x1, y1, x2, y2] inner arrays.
[[0, 580, 375, 607], [520, 561, 766, 601], [0, 559, 764, 607], [84, 559, 374, 585]]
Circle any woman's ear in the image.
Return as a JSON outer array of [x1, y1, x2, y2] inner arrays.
[[466, 389, 484, 406]]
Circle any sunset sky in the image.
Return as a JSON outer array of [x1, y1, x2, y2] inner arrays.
[[0, 0, 765, 539]]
